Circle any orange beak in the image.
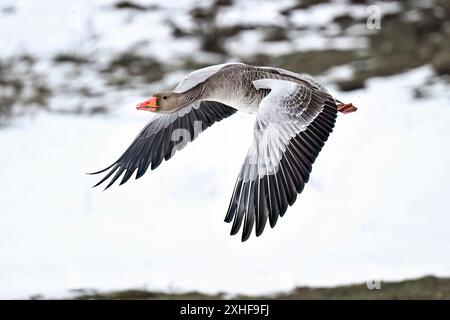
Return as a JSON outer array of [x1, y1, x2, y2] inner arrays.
[[136, 96, 159, 112]]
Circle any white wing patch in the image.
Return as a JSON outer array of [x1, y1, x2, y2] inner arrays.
[[259, 66, 329, 93], [245, 79, 324, 181], [174, 62, 243, 93]]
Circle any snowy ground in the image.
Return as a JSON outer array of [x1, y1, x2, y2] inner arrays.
[[1, 65, 450, 299]]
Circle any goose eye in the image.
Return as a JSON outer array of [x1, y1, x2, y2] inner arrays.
[[162, 96, 167, 100]]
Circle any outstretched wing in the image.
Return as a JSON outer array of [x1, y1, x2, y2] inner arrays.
[[225, 79, 338, 241], [89, 101, 236, 189]]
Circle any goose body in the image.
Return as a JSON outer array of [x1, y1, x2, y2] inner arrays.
[[176, 63, 329, 114], [90, 63, 357, 241]]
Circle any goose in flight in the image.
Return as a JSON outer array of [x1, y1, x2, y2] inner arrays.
[[89, 63, 357, 241]]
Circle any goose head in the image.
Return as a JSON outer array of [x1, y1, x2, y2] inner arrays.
[[136, 91, 183, 114]]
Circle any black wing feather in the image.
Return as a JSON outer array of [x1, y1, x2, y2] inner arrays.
[[89, 101, 236, 188]]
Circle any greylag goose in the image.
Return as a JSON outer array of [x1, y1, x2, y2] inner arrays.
[[90, 63, 357, 241]]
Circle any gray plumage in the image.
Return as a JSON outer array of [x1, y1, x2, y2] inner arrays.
[[90, 63, 338, 241]]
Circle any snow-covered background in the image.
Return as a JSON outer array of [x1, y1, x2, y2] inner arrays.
[[0, 0, 449, 299]]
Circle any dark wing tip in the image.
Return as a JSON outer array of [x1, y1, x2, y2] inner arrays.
[[86, 163, 116, 175], [90, 163, 121, 189]]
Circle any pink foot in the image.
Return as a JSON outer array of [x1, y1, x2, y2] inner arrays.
[[337, 103, 357, 114]]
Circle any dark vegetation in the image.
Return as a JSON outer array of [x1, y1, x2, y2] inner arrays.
[[113, 1, 157, 11], [0, 55, 51, 125], [248, 0, 450, 90], [1, 0, 448, 125], [101, 52, 165, 86], [57, 275, 450, 300]]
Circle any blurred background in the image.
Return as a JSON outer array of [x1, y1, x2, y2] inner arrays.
[[0, 0, 449, 299]]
